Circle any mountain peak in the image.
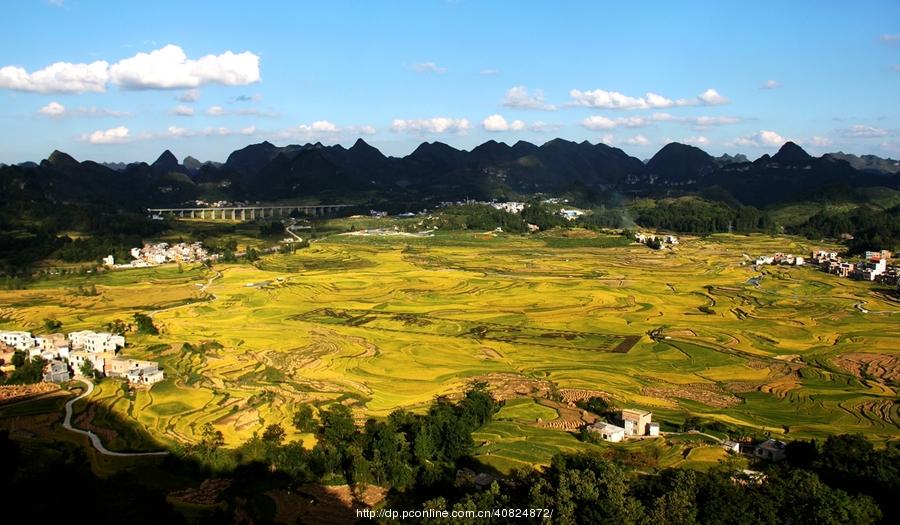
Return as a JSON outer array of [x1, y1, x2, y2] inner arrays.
[[772, 141, 812, 164], [152, 149, 179, 168], [47, 150, 79, 167]]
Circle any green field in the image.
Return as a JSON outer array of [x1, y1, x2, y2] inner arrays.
[[1, 226, 898, 466]]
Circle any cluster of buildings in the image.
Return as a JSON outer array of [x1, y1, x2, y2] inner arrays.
[[559, 208, 586, 220], [588, 408, 660, 442], [103, 242, 211, 269], [810, 249, 899, 284], [634, 232, 679, 248], [754, 252, 805, 267], [0, 329, 164, 386]]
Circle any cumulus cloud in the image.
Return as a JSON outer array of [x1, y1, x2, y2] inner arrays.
[[482, 114, 525, 132], [84, 126, 130, 144], [110, 45, 260, 89], [38, 102, 66, 117], [38, 101, 130, 118], [625, 134, 650, 146], [1, 45, 260, 94], [581, 112, 741, 131], [390, 117, 471, 134], [411, 62, 446, 74], [270, 121, 376, 141], [581, 116, 618, 130], [569, 87, 728, 109], [479, 68, 500, 76], [530, 121, 562, 132], [698, 88, 728, 105], [0, 60, 109, 94], [502, 86, 556, 110], [841, 124, 889, 138], [173, 105, 195, 116], [205, 106, 278, 117], [728, 130, 788, 148], [178, 88, 200, 102], [681, 135, 710, 146], [761, 79, 780, 90], [806, 136, 833, 147]]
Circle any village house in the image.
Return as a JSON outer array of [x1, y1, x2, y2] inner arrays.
[[753, 439, 787, 461], [36, 333, 69, 359], [42, 359, 71, 383], [622, 409, 653, 436], [0, 330, 36, 351], [589, 422, 626, 442], [68, 331, 125, 353], [70, 350, 116, 375]]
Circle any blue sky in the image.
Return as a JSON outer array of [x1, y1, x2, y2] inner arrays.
[[1, 0, 898, 163]]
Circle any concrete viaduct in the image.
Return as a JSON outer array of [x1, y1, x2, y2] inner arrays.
[[148, 204, 354, 221]]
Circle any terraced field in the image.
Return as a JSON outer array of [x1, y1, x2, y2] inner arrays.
[[1, 228, 897, 463]]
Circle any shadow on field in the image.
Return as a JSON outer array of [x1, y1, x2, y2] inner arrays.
[[0, 384, 361, 525]]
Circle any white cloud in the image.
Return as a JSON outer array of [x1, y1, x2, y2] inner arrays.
[[110, 44, 260, 89], [697, 88, 728, 105], [84, 126, 130, 144], [1, 44, 259, 94], [880, 34, 900, 43], [479, 68, 500, 76], [482, 114, 525, 132], [178, 88, 200, 102], [728, 130, 788, 148], [0, 61, 109, 94], [38, 101, 130, 118], [841, 124, 889, 138], [581, 116, 618, 130], [165, 126, 232, 138], [173, 105, 195, 116], [411, 62, 446, 74], [269, 120, 376, 141], [502, 86, 556, 110], [806, 136, 833, 147], [681, 135, 710, 146], [39, 101, 66, 117], [648, 112, 742, 129], [569, 87, 728, 110], [204, 106, 278, 118], [241, 125, 257, 135], [625, 134, 650, 146], [530, 121, 561, 132], [48, 0, 65, 6], [390, 117, 471, 134], [761, 79, 780, 90]]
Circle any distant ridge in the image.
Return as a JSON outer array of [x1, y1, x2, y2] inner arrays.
[[2, 138, 898, 209]]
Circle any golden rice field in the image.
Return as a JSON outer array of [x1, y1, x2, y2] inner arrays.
[[1, 228, 898, 468]]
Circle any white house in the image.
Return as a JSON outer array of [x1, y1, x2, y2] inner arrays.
[[0, 331, 36, 351], [648, 422, 660, 437], [590, 422, 626, 442], [42, 359, 71, 383], [622, 409, 653, 436], [69, 331, 124, 353]]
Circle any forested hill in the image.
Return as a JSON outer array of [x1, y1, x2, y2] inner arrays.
[[3, 140, 898, 210]]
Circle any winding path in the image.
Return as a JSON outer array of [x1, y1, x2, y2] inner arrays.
[[62, 379, 168, 457]]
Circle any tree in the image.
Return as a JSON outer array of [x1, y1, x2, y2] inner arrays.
[[292, 404, 318, 433], [133, 313, 159, 335], [79, 359, 97, 379], [261, 424, 285, 446], [43, 318, 62, 331], [318, 404, 356, 446]]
